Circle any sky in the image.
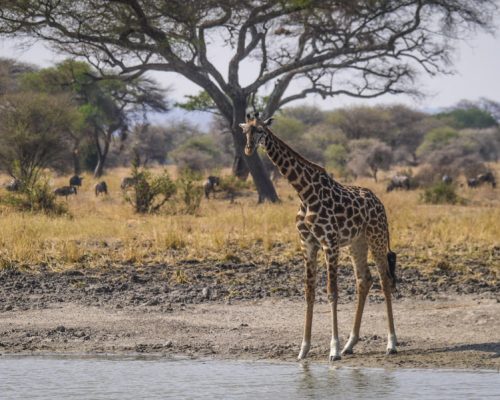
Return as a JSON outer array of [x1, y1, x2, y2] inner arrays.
[[1, 27, 499, 118]]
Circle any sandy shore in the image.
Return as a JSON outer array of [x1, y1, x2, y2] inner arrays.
[[1, 294, 499, 370]]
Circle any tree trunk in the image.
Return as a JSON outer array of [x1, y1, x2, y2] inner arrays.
[[231, 103, 279, 203], [232, 155, 250, 180], [93, 129, 111, 178]]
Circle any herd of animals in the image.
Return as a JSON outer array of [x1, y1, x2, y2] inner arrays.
[[386, 171, 496, 192], [2, 174, 222, 200], [2, 170, 496, 200]]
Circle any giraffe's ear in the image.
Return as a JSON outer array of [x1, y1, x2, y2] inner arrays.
[[264, 117, 274, 126]]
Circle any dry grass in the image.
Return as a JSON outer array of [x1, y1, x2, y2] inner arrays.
[[0, 165, 499, 273]]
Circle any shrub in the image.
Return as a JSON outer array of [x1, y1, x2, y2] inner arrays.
[[421, 182, 461, 205], [176, 169, 203, 214], [218, 175, 252, 202], [171, 135, 221, 172], [123, 164, 176, 213], [2, 176, 67, 215]]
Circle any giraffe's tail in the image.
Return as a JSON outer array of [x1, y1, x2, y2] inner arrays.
[[386, 230, 397, 290]]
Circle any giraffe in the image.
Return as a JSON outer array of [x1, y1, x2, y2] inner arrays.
[[239, 113, 398, 361]]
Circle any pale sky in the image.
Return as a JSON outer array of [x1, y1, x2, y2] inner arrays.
[[1, 28, 499, 113]]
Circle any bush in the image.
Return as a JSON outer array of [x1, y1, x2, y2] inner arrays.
[[421, 182, 461, 205], [218, 175, 252, 202], [177, 169, 203, 214], [2, 177, 67, 215], [123, 164, 176, 213], [171, 135, 221, 172]]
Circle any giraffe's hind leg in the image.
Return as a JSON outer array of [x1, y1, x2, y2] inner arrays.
[[342, 235, 372, 355], [368, 235, 398, 355]]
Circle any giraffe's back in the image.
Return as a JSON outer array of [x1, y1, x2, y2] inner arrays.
[[301, 177, 389, 247]]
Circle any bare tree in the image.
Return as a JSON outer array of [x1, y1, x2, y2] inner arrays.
[[0, 0, 496, 201]]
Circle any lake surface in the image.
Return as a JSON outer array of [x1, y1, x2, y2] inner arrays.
[[0, 355, 499, 399]]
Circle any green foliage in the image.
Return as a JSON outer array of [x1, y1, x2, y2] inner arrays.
[[421, 182, 461, 205], [324, 143, 348, 171], [416, 126, 459, 156], [271, 116, 306, 143], [123, 163, 176, 213], [0, 91, 78, 183], [281, 105, 324, 125], [176, 91, 216, 112], [176, 169, 203, 214], [217, 174, 252, 202], [437, 107, 497, 129], [171, 135, 221, 171], [1, 177, 67, 215]]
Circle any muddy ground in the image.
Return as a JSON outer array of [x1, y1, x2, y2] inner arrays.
[[0, 257, 499, 370]]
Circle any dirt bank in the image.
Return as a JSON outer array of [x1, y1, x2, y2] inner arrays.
[[0, 261, 499, 370]]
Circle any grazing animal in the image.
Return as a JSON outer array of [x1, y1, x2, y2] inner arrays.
[[54, 186, 77, 199], [442, 175, 453, 184], [386, 175, 410, 192], [120, 176, 136, 190], [240, 113, 398, 361], [203, 176, 220, 199], [95, 181, 108, 196], [468, 172, 496, 189], [69, 175, 83, 187], [5, 178, 21, 192], [467, 178, 479, 188], [477, 171, 496, 188]]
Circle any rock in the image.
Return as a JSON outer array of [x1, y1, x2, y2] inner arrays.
[[55, 325, 66, 333], [164, 340, 173, 348], [201, 287, 210, 299]]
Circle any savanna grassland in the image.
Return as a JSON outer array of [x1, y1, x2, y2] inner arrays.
[[0, 166, 499, 369], [1, 166, 499, 278]]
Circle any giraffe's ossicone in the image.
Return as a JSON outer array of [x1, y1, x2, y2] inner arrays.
[[240, 113, 398, 361]]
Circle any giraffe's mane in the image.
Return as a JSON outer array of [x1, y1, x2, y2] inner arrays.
[[264, 126, 326, 173]]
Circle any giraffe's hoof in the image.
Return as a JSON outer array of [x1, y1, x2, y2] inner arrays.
[[329, 355, 341, 362], [341, 348, 353, 356], [386, 348, 398, 356]]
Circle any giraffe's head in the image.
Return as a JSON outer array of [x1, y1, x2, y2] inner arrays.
[[239, 112, 274, 156]]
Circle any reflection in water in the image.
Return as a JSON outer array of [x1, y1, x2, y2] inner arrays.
[[0, 356, 498, 400]]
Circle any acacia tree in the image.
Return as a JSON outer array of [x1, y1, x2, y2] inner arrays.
[[0, 91, 78, 187], [0, 0, 495, 201], [22, 59, 168, 177]]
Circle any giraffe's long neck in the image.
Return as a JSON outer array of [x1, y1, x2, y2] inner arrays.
[[262, 128, 331, 204]]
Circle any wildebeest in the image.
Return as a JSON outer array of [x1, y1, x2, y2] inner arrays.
[[203, 176, 220, 199], [69, 175, 83, 187], [386, 175, 410, 192], [467, 178, 479, 188], [120, 176, 136, 190], [5, 178, 21, 192], [468, 171, 496, 188], [54, 186, 77, 199], [477, 171, 496, 188], [95, 181, 108, 196], [442, 175, 453, 184]]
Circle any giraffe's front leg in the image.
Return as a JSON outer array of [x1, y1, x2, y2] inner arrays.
[[323, 241, 341, 362], [297, 222, 319, 360]]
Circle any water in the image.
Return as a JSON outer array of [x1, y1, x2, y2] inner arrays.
[[0, 356, 499, 400]]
